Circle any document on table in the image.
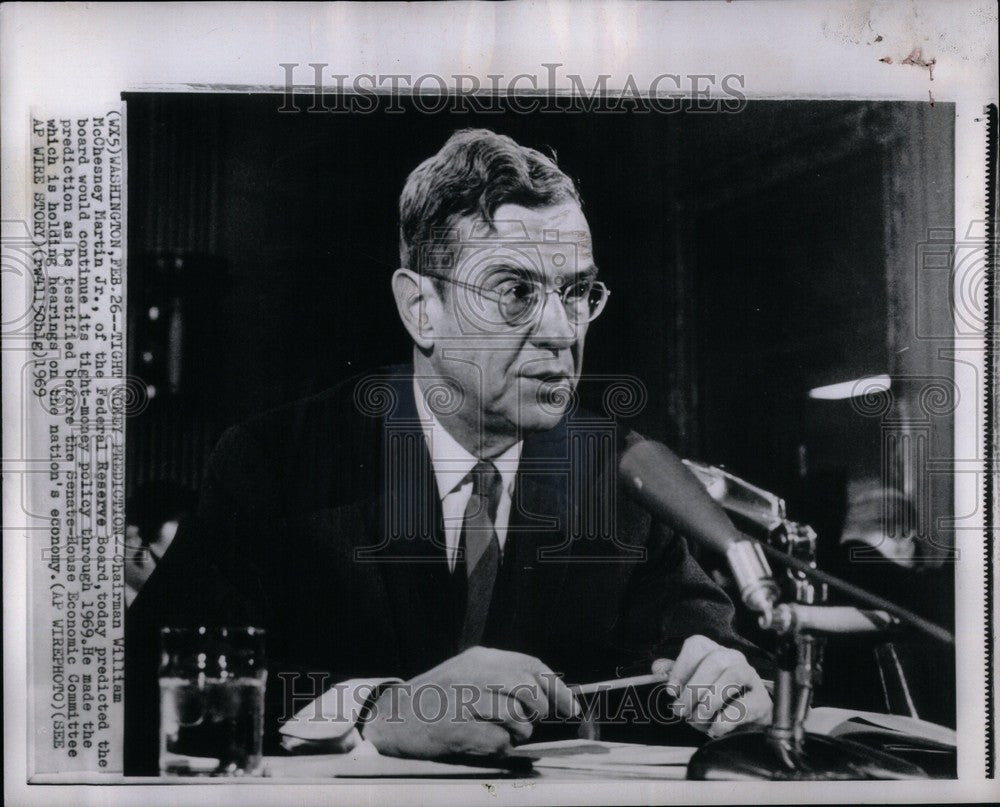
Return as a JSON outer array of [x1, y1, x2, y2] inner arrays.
[[804, 707, 957, 747], [264, 741, 515, 778], [511, 739, 696, 778], [263, 739, 697, 779]]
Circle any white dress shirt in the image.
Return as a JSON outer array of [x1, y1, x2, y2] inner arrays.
[[279, 376, 524, 751], [413, 376, 523, 572]]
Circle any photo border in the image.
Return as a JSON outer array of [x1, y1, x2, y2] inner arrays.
[[2, 2, 996, 804]]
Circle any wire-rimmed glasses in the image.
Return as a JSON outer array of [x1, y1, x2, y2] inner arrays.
[[423, 271, 611, 328]]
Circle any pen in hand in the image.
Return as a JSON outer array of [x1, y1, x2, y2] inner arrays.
[[570, 659, 774, 697], [569, 659, 675, 696]]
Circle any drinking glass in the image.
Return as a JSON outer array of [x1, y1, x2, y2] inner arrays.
[[159, 626, 267, 776]]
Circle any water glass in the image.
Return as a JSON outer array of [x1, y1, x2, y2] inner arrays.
[[159, 626, 267, 777]]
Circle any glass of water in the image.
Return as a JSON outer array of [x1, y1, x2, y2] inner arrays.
[[159, 626, 267, 777]]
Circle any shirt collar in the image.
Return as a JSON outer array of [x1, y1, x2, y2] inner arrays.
[[413, 376, 522, 499]]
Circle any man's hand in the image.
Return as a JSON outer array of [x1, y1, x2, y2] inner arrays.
[[654, 635, 771, 738], [361, 647, 580, 758]]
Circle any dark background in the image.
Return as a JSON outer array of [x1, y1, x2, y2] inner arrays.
[[124, 94, 957, 726]]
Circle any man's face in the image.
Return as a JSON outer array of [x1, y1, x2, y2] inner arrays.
[[425, 201, 597, 445]]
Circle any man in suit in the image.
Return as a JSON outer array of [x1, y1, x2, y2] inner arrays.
[[125, 128, 770, 771]]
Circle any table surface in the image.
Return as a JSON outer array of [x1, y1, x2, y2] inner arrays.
[[258, 709, 955, 782], [263, 740, 695, 781]]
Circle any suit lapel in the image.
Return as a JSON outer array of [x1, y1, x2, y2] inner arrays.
[[489, 422, 574, 649], [358, 371, 458, 673], [492, 410, 624, 652]]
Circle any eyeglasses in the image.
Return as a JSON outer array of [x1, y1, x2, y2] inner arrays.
[[423, 272, 611, 327]]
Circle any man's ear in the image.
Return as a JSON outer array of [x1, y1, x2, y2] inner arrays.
[[391, 268, 436, 351]]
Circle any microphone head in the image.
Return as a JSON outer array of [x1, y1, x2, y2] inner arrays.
[[618, 435, 748, 556], [619, 435, 778, 614]]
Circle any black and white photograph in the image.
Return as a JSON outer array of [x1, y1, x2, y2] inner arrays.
[[2, 2, 996, 804], [120, 94, 961, 781]]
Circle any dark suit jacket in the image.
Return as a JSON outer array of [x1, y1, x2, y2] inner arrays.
[[125, 366, 759, 772]]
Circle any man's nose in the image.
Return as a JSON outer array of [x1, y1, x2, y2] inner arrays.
[[529, 290, 578, 349]]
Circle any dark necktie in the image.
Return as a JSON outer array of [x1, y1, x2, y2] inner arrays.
[[457, 461, 503, 650]]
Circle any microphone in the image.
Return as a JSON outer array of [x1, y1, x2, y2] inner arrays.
[[619, 434, 779, 616]]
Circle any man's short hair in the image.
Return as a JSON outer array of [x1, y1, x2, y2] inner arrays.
[[398, 128, 581, 277]]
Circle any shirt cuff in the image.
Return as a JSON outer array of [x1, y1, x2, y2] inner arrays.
[[278, 677, 402, 753]]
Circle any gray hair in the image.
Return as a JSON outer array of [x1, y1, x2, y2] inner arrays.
[[398, 128, 581, 276]]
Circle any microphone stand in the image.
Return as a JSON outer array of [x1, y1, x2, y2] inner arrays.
[[680, 461, 929, 780]]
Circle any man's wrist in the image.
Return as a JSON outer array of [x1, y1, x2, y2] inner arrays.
[[357, 682, 401, 744]]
